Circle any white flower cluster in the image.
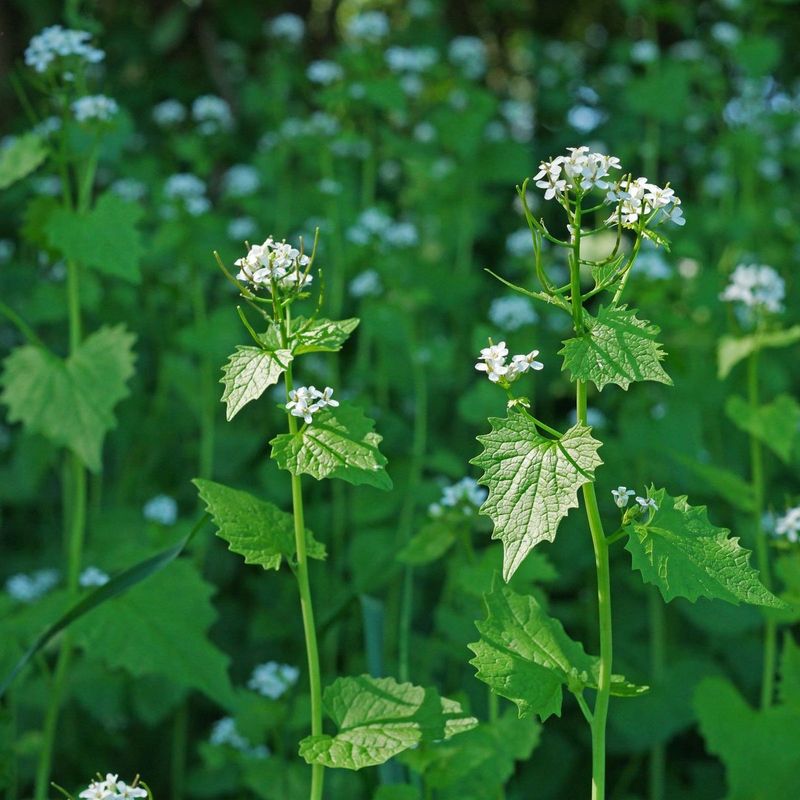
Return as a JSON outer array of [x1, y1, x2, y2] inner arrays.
[[235, 237, 312, 292], [775, 506, 800, 543], [222, 164, 260, 198], [345, 11, 390, 42], [5, 568, 59, 603], [475, 341, 543, 384], [25, 25, 104, 74], [385, 46, 438, 73], [72, 95, 119, 123], [152, 99, 186, 127], [209, 718, 269, 759], [79, 566, 110, 588], [349, 269, 383, 298], [285, 386, 338, 425], [265, 13, 305, 45], [227, 216, 258, 242], [78, 773, 147, 799], [307, 60, 344, 85], [606, 176, 684, 228], [429, 477, 487, 518], [248, 661, 300, 699], [110, 178, 147, 202], [143, 494, 178, 526], [500, 100, 535, 143], [488, 295, 539, 331], [720, 264, 785, 314], [346, 208, 418, 250], [535, 146, 621, 200], [191, 95, 233, 135], [611, 486, 658, 511], [164, 173, 210, 216], [448, 36, 488, 79]]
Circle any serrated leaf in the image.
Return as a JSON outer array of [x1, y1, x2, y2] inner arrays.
[[299, 675, 477, 770], [559, 304, 672, 391], [624, 487, 783, 607], [45, 192, 144, 283], [270, 403, 392, 490], [0, 325, 136, 472], [0, 133, 48, 189], [291, 317, 359, 355], [470, 415, 602, 580], [194, 478, 325, 569], [72, 560, 235, 708], [397, 521, 456, 565], [718, 326, 800, 380], [725, 394, 800, 464], [220, 346, 293, 421], [695, 677, 800, 800], [468, 585, 646, 722]]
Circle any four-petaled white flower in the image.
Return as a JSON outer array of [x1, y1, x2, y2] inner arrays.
[[605, 176, 684, 230], [475, 341, 543, 385], [611, 486, 636, 508], [635, 496, 659, 512], [534, 147, 622, 200], [235, 236, 312, 292], [775, 506, 800, 544], [286, 386, 339, 425], [720, 263, 784, 314]]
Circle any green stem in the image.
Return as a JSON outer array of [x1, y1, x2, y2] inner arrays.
[[570, 199, 584, 331], [283, 327, 324, 800], [748, 349, 776, 708], [578, 380, 613, 800], [648, 592, 665, 800], [170, 704, 188, 800]]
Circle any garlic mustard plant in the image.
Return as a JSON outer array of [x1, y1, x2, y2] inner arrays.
[[469, 148, 782, 800]]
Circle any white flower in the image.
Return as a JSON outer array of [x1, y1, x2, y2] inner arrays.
[[110, 781, 147, 799], [510, 350, 544, 373], [635, 496, 659, 512], [79, 566, 110, 588], [143, 494, 178, 526], [384, 46, 438, 73], [110, 178, 147, 203], [286, 386, 338, 425], [227, 216, 258, 242], [72, 95, 118, 123], [631, 40, 659, 63], [448, 36, 488, 79], [506, 229, 535, 257], [210, 717, 270, 759], [79, 780, 112, 800], [500, 100, 535, 143], [222, 164, 260, 197], [475, 341, 544, 384], [345, 11, 390, 43], [775, 506, 800, 543], [611, 486, 635, 508], [191, 95, 233, 135], [25, 25, 104, 74], [248, 661, 300, 699], [567, 105, 605, 133], [5, 569, 59, 603], [535, 147, 622, 201], [489, 296, 538, 330], [307, 60, 343, 85], [164, 173, 210, 216], [235, 236, 312, 291], [429, 477, 487, 517], [265, 13, 305, 45], [152, 99, 186, 127], [605, 175, 683, 229], [720, 264, 784, 314], [349, 270, 382, 298]]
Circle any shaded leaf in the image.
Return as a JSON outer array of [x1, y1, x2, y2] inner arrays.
[[0, 325, 136, 472], [291, 317, 359, 355], [220, 346, 293, 421], [559, 304, 672, 391], [725, 394, 800, 464], [0, 133, 48, 189], [471, 415, 602, 580], [270, 403, 392, 490], [718, 326, 800, 380], [671, 454, 755, 512], [194, 478, 325, 569], [397, 521, 456, 565], [299, 675, 477, 770], [46, 192, 144, 283], [779, 634, 800, 710], [624, 487, 783, 607]]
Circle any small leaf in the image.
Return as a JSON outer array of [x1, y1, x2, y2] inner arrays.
[[471, 415, 602, 580], [559, 304, 672, 391], [718, 326, 800, 380], [299, 675, 477, 770], [0, 325, 136, 472], [220, 346, 293, 421], [624, 487, 783, 607], [0, 133, 48, 189], [291, 317, 360, 355], [725, 394, 800, 464], [468, 585, 647, 722], [270, 403, 392, 490], [397, 521, 457, 565], [194, 478, 325, 570], [45, 192, 144, 283]]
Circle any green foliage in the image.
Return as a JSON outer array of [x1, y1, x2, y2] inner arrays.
[[270, 403, 392, 489], [298, 675, 477, 770], [468, 585, 647, 721], [220, 346, 293, 421], [779, 634, 800, 709], [725, 394, 800, 463], [0, 133, 48, 189], [559, 304, 672, 391], [695, 677, 800, 799], [397, 521, 456, 565], [718, 326, 800, 379], [624, 488, 783, 607], [671, 455, 755, 512], [471, 415, 602, 580], [45, 192, 144, 283], [0, 325, 136, 472], [73, 560, 236, 708], [290, 317, 360, 355], [194, 478, 325, 569]]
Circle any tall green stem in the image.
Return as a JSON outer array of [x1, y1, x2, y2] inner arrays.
[[748, 348, 776, 708], [282, 317, 324, 800]]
